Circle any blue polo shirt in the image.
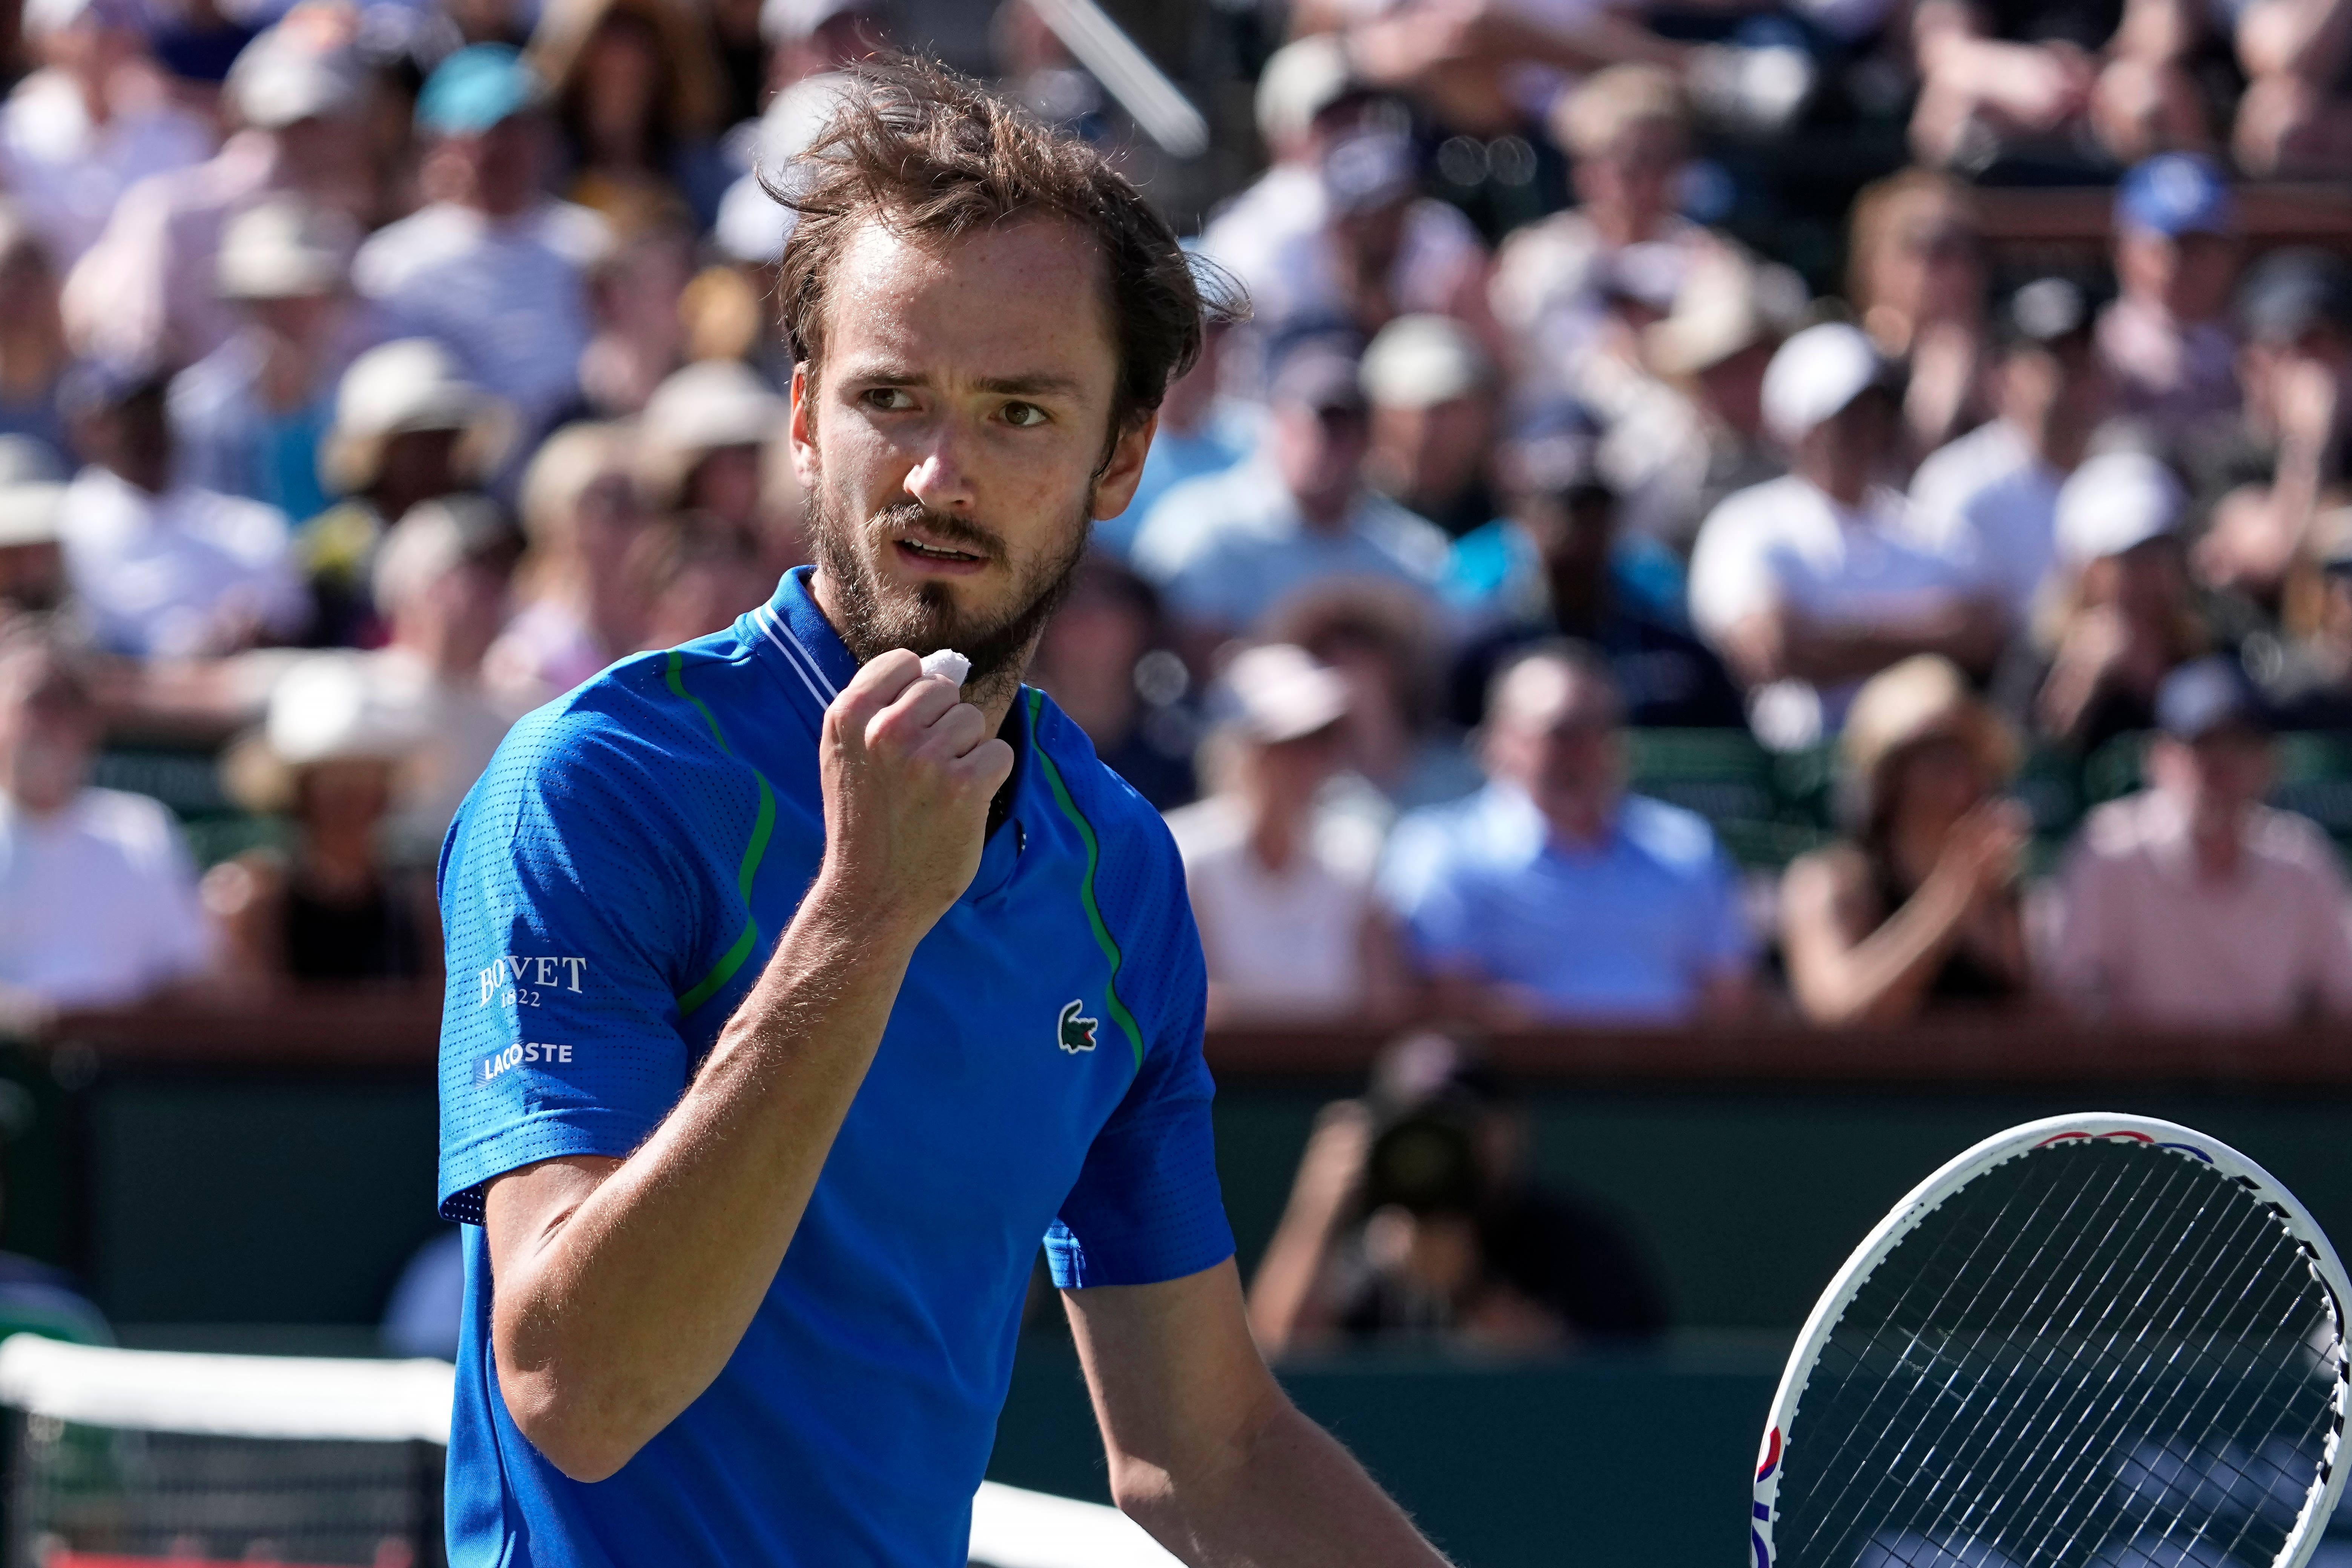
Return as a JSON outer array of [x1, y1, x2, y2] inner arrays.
[[1381, 784, 1753, 1022], [434, 567, 1233, 1568]]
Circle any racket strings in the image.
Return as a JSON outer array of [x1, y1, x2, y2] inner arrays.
[[1774, 1141, 2341, 1568]]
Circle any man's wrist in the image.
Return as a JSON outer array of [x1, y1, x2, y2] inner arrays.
[[793, 864, 937, 960]]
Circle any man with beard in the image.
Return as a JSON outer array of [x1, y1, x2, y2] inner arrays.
[[433, 60, 1450, 1568]]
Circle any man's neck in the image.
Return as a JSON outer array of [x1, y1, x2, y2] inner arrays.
[[1293, 487, 1353, 533], [807, 566, 1036, 735]]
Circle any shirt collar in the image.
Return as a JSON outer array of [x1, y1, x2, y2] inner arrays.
[[1483, 781, 1623, 865], [748, 566, 857, 713]]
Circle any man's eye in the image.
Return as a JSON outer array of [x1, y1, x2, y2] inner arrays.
[[1003, 402, 1048, 428], [862, 388, 916, 411]]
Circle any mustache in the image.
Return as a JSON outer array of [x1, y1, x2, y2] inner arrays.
[[867, 500, 1005, 563]]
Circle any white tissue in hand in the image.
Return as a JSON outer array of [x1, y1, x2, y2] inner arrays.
[[919, 649, 971, 688]]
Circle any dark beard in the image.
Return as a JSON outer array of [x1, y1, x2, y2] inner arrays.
[[806, 489, 1091, 700]]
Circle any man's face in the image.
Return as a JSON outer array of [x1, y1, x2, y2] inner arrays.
[[1484, 658, 1622, 829], [790, 217, 1151, 689], [2153, 727, 2273, 829], [2116, 229, 2238, 322], [0, 650, 98, 814], [1574, 120, 1685, 234], [1269, 398, 1369, 512], [1370, 393, 1492, 509]]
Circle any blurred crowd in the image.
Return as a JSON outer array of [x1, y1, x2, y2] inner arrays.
[[0, 0, 2337, 1360]]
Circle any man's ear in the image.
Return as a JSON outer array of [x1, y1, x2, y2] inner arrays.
[[1089, 411, 1158, 523], [788, 362, 821, 490]]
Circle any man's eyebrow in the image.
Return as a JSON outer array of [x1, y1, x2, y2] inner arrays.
[[973, 373, 1087, 398]]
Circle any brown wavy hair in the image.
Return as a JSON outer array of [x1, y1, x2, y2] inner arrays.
[[767, 56, 1244, 458]]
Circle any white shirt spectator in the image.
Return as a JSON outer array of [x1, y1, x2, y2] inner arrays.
[[1131, 458, 1450, 634], [352, 200, 606, 438], [0, 69, 212, 266], [1688, 475, 1976, 737], [0, 787, 210, 1007], [1164, 792, 1382, 1018], [2045, 790, 2352, 1028], [1904, 418, 2060, 622], [361, 645, 525, 859], [58, 466, 309, 658], [1490, 212, 1713, 406]]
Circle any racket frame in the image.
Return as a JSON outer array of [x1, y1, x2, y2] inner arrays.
[[1751, 1112, 2352, 1568]]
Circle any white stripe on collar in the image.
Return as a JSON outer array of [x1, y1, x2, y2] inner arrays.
[[753, 602, 840, 709]]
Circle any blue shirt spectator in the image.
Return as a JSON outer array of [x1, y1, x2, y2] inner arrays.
[[1383, 643, 1755, 1022], [1131, 347, 1447, 643], [1097, 322, 1259, 559]]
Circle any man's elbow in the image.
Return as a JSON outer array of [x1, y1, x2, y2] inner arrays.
[[500, 1370, 645, 1483]]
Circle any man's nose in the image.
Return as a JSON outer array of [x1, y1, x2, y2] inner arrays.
[[903, 424, 977, 514]]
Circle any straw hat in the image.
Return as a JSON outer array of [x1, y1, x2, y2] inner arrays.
[[635, 361, 784, 511], [1839, 655, 2018, 826], [223, 654, 427, 813], [322, 340, 513, 496]]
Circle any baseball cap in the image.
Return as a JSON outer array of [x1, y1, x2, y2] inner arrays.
[[1761, 321, 1889, 446], [1215, 644, 1352, 744], [1359, 315, 1494, 410], [2054, 450, 2185, 565], [225, 27, 357, 129], [417, 44, 542, 137], [1270, 344, 1369, 416], [1646, 252, 1808, 377], [758, 0, 887, 45], [2238, 249, 2352, 346], [2116, 154, 2237, 239], [1254, 34, 1360, 149], [1319, 129, 1417, 216], [2155, 656, 2268, 741], [1999, 277, 2094, 350]]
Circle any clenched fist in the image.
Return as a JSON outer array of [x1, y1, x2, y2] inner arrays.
[[816, 649, 1015, 937]]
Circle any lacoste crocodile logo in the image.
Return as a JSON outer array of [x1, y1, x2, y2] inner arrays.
[[1058, 999, 1099, 1054]]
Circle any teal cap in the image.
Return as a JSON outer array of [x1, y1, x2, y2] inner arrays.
[[417, 44, 541, 137]]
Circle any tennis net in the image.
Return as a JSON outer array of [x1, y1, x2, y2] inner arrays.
[[0, 1336, 1176, 1568]]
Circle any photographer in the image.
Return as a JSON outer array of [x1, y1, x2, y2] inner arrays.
[[1248, 1035, 1667, 1356]]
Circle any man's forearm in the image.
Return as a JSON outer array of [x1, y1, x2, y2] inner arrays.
[[489, 875, 922, 1480], [1129, 1398, 1453, 1568]]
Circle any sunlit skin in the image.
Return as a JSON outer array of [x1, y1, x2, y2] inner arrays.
[[789, 216, 1153, 719]]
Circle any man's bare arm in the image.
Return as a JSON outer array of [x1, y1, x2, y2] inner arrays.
[[1066, 1261, 1453, 1568], [482, 650, 1011, 1482], [1720, 598, 2008, 689]]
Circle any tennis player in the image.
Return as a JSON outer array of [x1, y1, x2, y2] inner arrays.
[[434, 60, 1451, 1568]]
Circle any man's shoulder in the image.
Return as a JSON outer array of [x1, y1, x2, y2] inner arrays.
[[64, 787, 187, 869], [1352, 493, 1451, 578], [1130, 461, 1280, 574], [1615, 794, 1729, 874], [2244, 804, 2348, 881], [1697, 474, 1818, 544], [1026, 690, 1177, 859], [352, 205, 469, 294], [2072, 792, 2172, 868], [1910, 420, 2025, 512]]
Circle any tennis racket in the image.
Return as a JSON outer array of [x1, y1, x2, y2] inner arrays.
[[1752, 1113, 2351, 1568]]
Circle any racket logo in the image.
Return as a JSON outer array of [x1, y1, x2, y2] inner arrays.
[[1756, 1427, 1781, 1482], [2035, 1129, 2215, 1163]]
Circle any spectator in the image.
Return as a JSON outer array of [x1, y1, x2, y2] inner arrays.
[[2265, 505, 2352, 727], [1164, 643, 1402, 1024], [1103, 317, 1257, 561], [0, 443, 71, 628], [62, 19, 368, 373], [0, 204, 74, 463], [1360, 314, 1502, 540], [1908, 278, 2115, 626], [0, 621, 211, 1017], [1025, 554, 1198, 811], [352, 44, 607, 448], [306, 339, 511, 648], [1248, 1033, 1668, 1356], [1267, 578, 1484, 812], [206, 652, 438, 983], [2233, 0, 2352, 175], [635, 359, 783, 536], [2096, 155, 2242, 436], [0, 0, 213, 268], [1448, 458, 1745, 730], [1382, 642, 1755, 1023], [1782, 655, 2032, 1026], [2016, 450, 2205, 750], [574, 205, 696, 418], [1334, 0, 1695, 140], [629, 509, 770, 649], [361, 496, 526, 861], [1847, 170, 1991, 460], [1628, 247, 1803, 552], [528, 0, 729, 226], [1132, 345, 1448, 658], [56, 364, 308, 659], [167, 197, 360, 528], [485, 420, 647, 699], [1689, 323, 2003, 749], [1240, 123, 1492, 359], [2046, 657, 2352, 1027], [1490, 65, 1715, 411], [2189, 249, 2352, 612]]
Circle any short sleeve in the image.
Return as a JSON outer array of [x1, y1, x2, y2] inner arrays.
[[1686, 495, 1773, 644], [435, 715, 718, 1224], [1691, 844, 1757, 974], [1046, 836, 1234, 1290], [1395, 859, 1485, 976]]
